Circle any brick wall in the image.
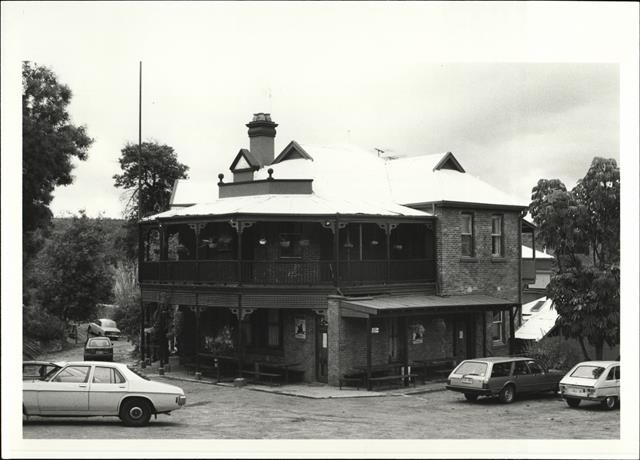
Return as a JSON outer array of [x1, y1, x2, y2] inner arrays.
[[434, 206, 521, 303]]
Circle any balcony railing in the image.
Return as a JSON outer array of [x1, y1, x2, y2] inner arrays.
[[140, 259, 436, 286]]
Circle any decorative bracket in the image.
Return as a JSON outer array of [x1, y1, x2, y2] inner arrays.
[[188, 223, 206, 236], [321, 220, 336, 234], [377, 223, 398, 235], [230, 307, 255, 321], [424, 221, 434, 231], [312, 309, 327, 316], [229, 220, 255, 235]]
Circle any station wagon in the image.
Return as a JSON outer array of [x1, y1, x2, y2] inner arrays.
[[446, 357, 563, 403]]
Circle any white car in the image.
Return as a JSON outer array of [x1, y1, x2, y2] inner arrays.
[[88, 319, 121, 340], [559, 361, 620, 410], [23, 361, 186, 426]]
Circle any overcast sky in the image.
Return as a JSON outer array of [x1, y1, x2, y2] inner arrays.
[[2, 2, 627, 219]]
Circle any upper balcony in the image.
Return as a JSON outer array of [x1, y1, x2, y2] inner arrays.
[[139, 219, 436, 288]]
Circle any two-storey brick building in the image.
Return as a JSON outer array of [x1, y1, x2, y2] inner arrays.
[[138, 113, 528, 387]]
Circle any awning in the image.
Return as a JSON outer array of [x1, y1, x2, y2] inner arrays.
[[341, 294, 518, 317]]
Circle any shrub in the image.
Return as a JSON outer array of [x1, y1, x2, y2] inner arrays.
[[23, 304, 66, 342], [522, 335, 584, 371]]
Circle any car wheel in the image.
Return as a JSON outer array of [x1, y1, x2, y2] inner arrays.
[[565, 397, 581, 408], [498, 384, 515, 404], [464, 393, 478, 402], [119, 399, 152, 427], [601, 396, 617, 410]]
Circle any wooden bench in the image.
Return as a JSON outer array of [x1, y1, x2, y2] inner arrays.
[[241, 369, 282, 385], [413, 358, 457, 382], [339, 373, 365, 390], [368, 373, 418, 389]]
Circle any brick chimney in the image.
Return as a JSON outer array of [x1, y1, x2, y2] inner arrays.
[[246, 113, 278, 167]]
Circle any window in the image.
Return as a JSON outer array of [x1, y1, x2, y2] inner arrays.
[[526, 360, 544, 374], [491, 215, 503, 257], [245, 309, 282, 350], [492, 310, 504, 343], [461, 213, 474, 257], [570, 365, 606, 379], [267, 309, 280, 347], [513, 361, 530, 375], [491, 362, 512, 377], [93, 367, 126, 384], [607, 366, 620, 381], [53, 366, 90, 383]]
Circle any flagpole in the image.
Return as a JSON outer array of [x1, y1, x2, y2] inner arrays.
[[138, 61, 146, 368]]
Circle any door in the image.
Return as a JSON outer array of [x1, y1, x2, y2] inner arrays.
[[89, 366, 128, 415], [315, 315, 328, 383], [38, 365, 91, 414], [387, 317, 400, 363], [454, 315, 476, 362], [525, 359, 549, 391], [512, 360, 533, 393]]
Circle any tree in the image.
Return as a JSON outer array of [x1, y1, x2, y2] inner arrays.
[[113, 142, 189, 259], [22, 62, 93, 259], [31, 212, 113, 323], [529, 157, 620, 360], [113, 142, 189, 221]]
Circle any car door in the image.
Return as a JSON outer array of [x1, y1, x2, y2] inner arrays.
[[89, 366, 128, 415], [488, 361, 513, 393], [37, 365, 91, 414], [600, 365, 620, 398], [512, 360, 532, 393], [525, 360, 548, 392]]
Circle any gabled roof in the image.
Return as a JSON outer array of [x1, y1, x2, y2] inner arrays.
[[164, 144, 528, 218], [433, 151, 465, 173], [272, 140, 313, 164], [229, 148, 261, 171]]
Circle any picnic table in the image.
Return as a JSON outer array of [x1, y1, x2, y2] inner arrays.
[[197, 352, 241, 379], [241, 361, 303, 385], [353, 362, 417, 390], [411, 357, 457, 382]]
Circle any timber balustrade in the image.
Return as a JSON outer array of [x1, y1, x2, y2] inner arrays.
[[140, 258, 436, 286]]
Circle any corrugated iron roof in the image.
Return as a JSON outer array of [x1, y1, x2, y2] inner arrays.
[[145, 193, 431, 221], [342, 293, 517, 315]]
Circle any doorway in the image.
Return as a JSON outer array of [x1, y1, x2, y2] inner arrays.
[[453, 314, 476, 362], [315, 315, 328, 383]]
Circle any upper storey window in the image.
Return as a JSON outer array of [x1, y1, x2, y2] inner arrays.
[[461, 213, 474, 257], [491, 215, 503, 257]]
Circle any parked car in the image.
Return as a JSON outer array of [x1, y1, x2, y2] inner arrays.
[[23, 361, 186, 426], [559, 361, 620, 410], [88, 318, 121, 340], [23, 361, 61, 381], [84, 337, 114, 361], [446, 356, 563, 403]]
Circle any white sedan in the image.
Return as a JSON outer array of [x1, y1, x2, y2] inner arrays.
[[559, 361, 620, 410], [23, 361, 186, 426], [88, 319, 121, 340]]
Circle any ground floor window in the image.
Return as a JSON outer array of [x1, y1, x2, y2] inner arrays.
[[243, 309, 282, 350], [492, 310, 505, 343]]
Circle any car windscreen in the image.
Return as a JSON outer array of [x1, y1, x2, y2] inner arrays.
[[88, 338, 111, 348], [100, 320, 116, 328], [454, 361, 488, 376], [570, 365, 606, 379]]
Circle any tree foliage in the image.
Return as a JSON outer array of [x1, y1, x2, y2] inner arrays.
[[31, 212, 114, 323], [22, 62, 93, 257], [113, 142, 189, 221], [529, 157, 620, 360]]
